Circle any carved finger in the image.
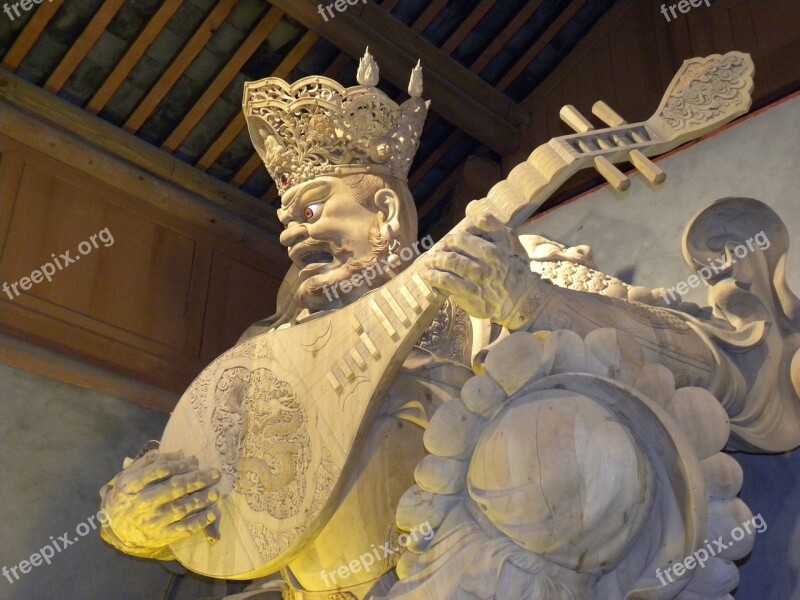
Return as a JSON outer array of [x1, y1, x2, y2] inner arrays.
[[437, 232, 498, 264], [163, 506, 220, 539], [161, 487, 220, 524], [466, 215, 525, 255], [466, 213, 507, 237], [121, 457, 199, 495], [421, 271, 488, 317], [138, 468, 221, 506], [427, 252, 485, 282]]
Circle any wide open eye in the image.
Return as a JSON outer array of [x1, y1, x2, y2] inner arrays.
[[303, 203, 323, 222]]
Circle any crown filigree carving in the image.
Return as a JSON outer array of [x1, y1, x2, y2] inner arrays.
[[243, 48, 428, 195]]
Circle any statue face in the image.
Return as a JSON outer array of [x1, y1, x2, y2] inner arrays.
[[278, 176, 390, 311]]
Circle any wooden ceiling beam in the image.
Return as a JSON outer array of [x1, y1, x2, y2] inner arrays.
[[411, 0, 449, 33], [471, 0, 544, 74], [1, 0, 63, 70], [162, 6, 285, 152], [266, 0, 527, 156], [441, 0, 497, 55], [0, 70, 283, 247], [44, 0, 126, 93], [497, 0, 586, 90], [86, 0, 183, 114], [123, 0, 237, 133], [409, 130, 463, 189], [422, 0, 587, 222], [418, 169, 458, 220], [231, 152, 262, 187]]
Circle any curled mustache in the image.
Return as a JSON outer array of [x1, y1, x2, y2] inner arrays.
[[299, 220, 391, 304]]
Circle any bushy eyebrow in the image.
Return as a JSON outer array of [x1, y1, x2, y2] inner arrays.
[[280, 180, 331, 224]]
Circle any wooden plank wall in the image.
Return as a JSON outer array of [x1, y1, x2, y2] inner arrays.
[[506, 0, 800, 187], [0, 131, 287, 403]]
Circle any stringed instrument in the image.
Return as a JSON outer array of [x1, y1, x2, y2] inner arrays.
[[159, 51, 754, 579]]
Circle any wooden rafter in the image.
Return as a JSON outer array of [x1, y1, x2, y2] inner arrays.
[[196, 30, 319, 171], [441, 0, 497, 55], [44, 0, 126, 93], [422, 1, 586, 221], [418, 169, 459, 220], [267, 0, 527, 155], [86, 0, 183, 114], [1, 0, 63, 70], [497, 0, 587, 90], [123, 0, 237, 133], [409, 131, 463, 189], [231, 153, 263, 187], [470, 0, 544, 74], [162, 7, 285, 152], [411, 0, 449, 33]]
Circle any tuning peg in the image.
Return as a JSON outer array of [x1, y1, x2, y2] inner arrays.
[[629, 149, 666, 185], [559, 104, 594, 133], [592, 101, 626, 127], [594, 156, 630, 192]]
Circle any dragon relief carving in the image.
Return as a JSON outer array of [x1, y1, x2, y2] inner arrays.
[[211, 366, 310, 519]]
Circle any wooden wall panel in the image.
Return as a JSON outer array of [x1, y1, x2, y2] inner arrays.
[[201, 251, 281, 360], [1, 163, 196, 349], [0, 136, 289, 399]]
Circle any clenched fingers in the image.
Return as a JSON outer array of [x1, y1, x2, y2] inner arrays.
[[138, 468, 221, 507], [160, 486, 221, 524], [425, 251, 486, 283], [121, 455, 201, 495], [163, 506, 220, 539]]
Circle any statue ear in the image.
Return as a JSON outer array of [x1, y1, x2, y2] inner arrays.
[[373, 187, 402, 241]]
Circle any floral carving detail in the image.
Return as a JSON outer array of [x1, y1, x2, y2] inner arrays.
[[659, 53, 754, 130], [417, 298, 472, 365]]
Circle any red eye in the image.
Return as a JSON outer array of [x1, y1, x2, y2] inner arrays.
[[303, 203, 322, 222]]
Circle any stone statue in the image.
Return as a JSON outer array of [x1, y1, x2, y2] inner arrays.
[[99, 50, 799, 600]]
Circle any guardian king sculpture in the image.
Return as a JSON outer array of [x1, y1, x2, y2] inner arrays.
[[100, 49, 800, 600]]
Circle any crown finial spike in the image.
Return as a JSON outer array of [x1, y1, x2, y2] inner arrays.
[[357, 47, 379, 86], [408, 59, 423, 98]]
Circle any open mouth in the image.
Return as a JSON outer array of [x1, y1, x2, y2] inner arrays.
[[300, 251, 334, 267]]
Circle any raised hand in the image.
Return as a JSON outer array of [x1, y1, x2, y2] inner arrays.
[[421, 213, 548, 330]]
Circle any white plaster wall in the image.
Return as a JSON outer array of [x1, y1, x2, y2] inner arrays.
[[520, 93, 800, 599], [521, 94, 800, 304], [0, 342, 221, 600]]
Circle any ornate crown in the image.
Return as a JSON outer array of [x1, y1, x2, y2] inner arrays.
[[243, 48, 429, 195]]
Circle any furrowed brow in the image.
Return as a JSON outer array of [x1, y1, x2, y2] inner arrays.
[[279, 180, 332, 226]]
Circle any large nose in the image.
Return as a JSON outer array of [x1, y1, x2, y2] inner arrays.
[[280, 222, 308, 249]]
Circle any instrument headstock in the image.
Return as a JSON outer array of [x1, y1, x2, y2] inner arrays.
[[465, 51, 755, 227]]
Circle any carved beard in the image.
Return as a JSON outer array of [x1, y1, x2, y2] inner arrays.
[[300, 217, 392, 309]]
